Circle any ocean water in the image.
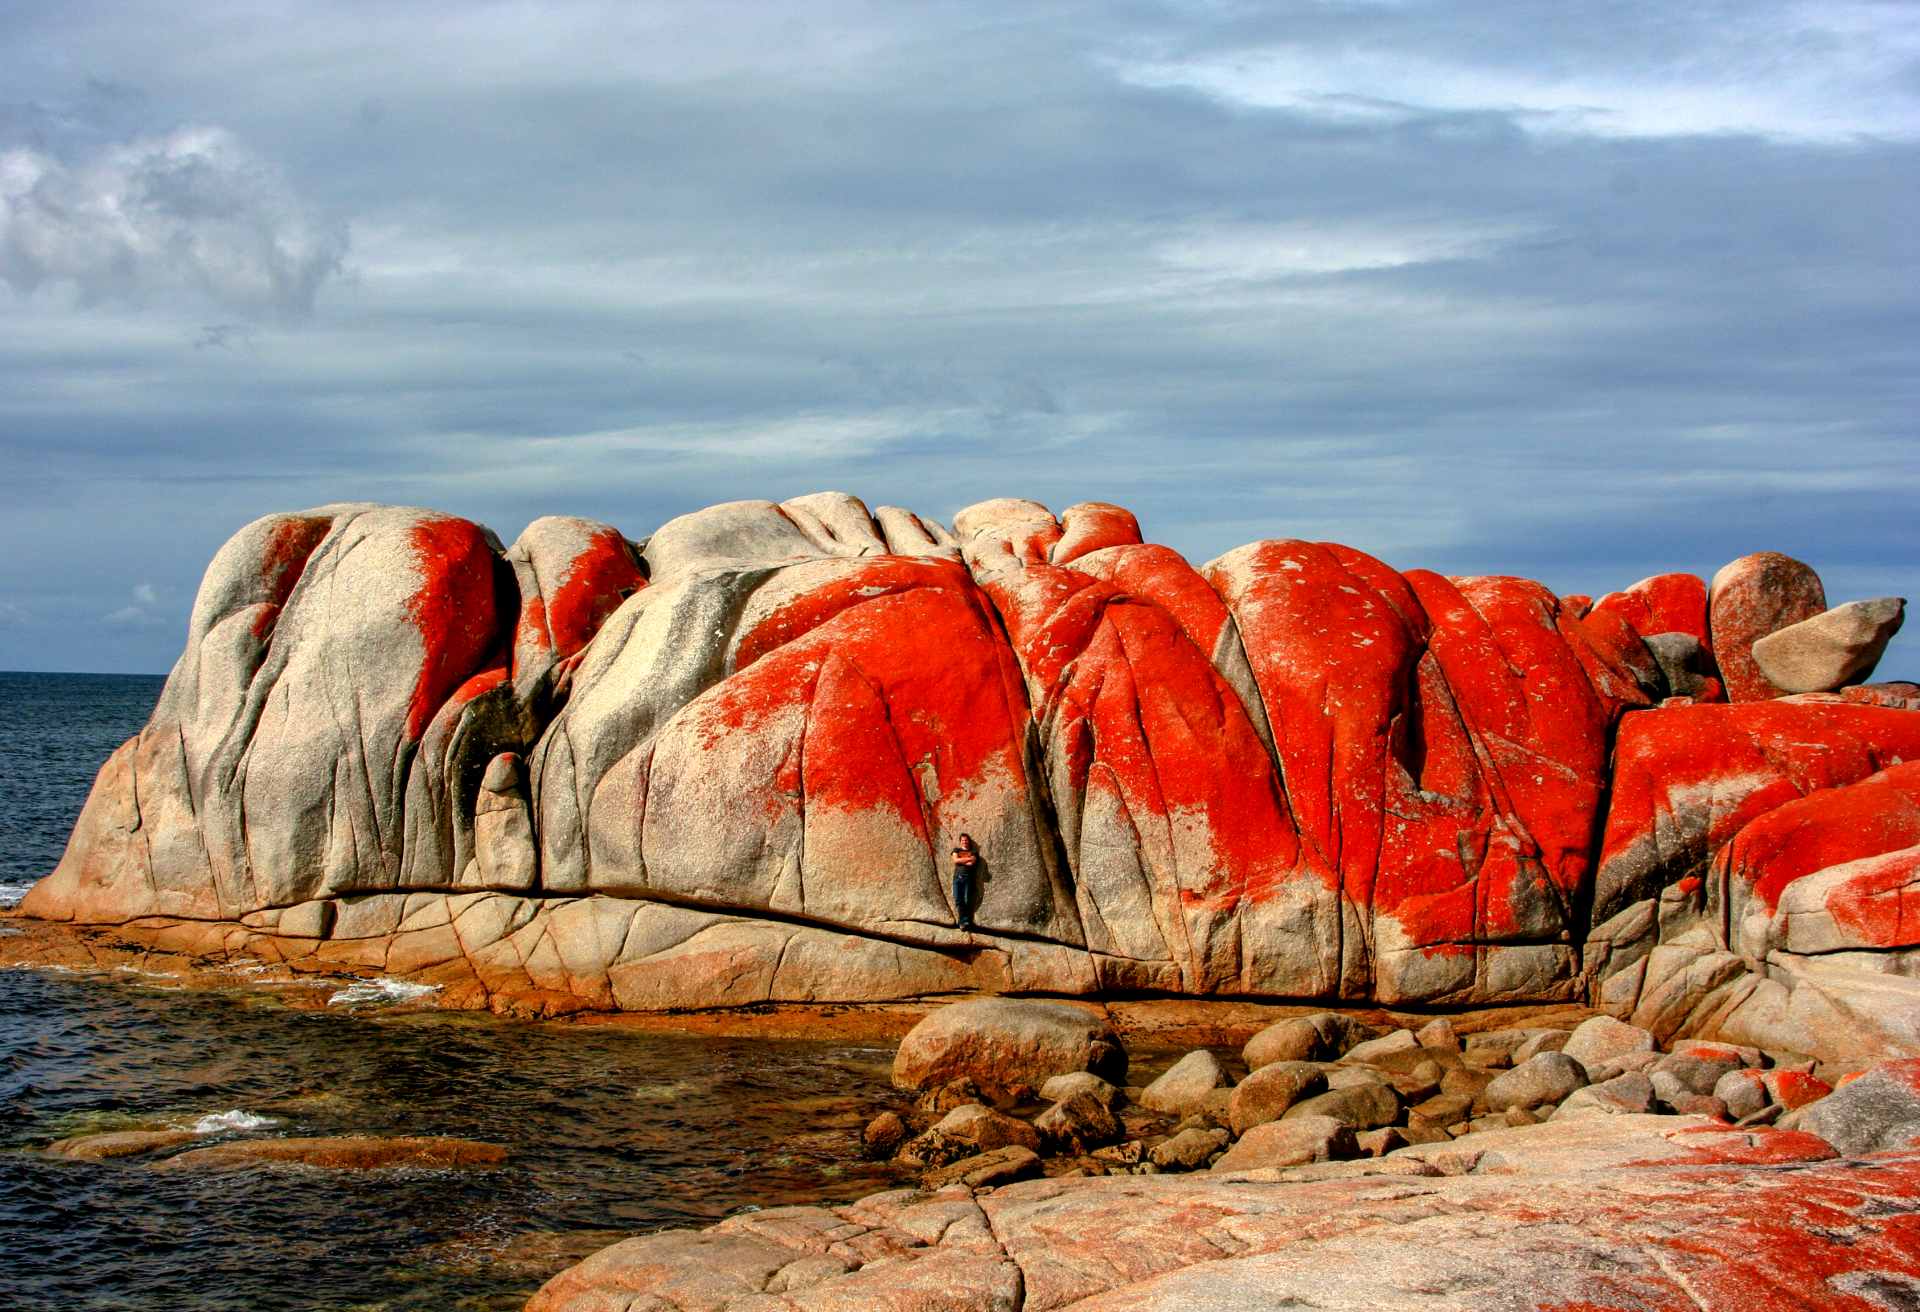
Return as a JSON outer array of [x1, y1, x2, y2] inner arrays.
[[0, 672, 907, 1310]]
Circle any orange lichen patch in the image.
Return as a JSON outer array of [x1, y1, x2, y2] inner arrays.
[[1596, 701, 1920, 921], [694, 567, 1032, 836], [249, 515, 332, 640], [1716, 761, 1920, 913], [402, 516, 504, 741], [1591, 571, 1713, 656]]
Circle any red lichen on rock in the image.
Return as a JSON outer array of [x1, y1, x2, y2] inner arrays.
[[403, 517, 505, 740], [1594, 701, 1920, 923], [248, 515, 333, 640], [1715, 760, 1920, 914]]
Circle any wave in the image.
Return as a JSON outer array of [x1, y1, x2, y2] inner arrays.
[[0, 881, 38, 909], [192, 1109, 282, 1134], [326, 977, 441, 1007]]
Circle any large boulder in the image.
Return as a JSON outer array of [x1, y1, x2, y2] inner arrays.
[[1483, 1053, 1588, 1113], [1138, 1050, 1232, 1116], [1752, 597, 1905, 694], [1709, 551, 1827, 702], [1793, 1058, 1920, 1155], [891, 998, 1125, 1101]]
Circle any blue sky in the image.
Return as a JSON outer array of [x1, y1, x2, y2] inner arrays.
[[1, 0, 1914, 675]]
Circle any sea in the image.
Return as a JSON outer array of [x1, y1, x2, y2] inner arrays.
[[0, 672, 907, 1311]]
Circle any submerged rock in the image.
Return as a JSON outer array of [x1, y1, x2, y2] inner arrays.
[[154, 1135, 508, 1172]]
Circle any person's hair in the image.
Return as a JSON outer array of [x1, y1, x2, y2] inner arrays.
[[958, 833, 974, 846]]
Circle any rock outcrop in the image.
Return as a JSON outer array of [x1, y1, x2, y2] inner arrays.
[[17, 496, 1920, 1056]]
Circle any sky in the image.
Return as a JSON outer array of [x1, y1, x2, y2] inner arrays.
[[0, 0, 1915, 676]]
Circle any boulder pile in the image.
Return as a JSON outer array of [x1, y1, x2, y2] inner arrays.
[[868, 998, 1887, 1186], [529, 996, 1920, 1311]]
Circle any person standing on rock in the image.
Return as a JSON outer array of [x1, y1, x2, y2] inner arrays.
[[951, 834, 980, 931]]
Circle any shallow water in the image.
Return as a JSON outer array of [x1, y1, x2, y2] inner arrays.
[[0, 672, 909, 1309]]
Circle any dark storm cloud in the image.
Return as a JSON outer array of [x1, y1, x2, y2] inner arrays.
[[0, 0, 1913, 675]]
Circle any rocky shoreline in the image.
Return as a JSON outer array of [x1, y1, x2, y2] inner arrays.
[[529, 995, 1920, 1311]]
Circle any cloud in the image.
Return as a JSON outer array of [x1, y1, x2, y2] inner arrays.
[[0, 599, 31, 626], [1109, 1, 1920, 142], [131, 581, 157, 605], [0, 125, 347, 318]]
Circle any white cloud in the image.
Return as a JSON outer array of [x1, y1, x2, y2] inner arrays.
[[0, 126, 347, 318], [132, 582, 158, 605], [0, 599, 31, 626], [1110, 4, 1920, 143]]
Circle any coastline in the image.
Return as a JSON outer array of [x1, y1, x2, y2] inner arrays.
[[0, 909, 1599, 1046]]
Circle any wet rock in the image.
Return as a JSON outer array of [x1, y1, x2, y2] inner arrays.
[[1283, 1082, 1401, 1132], [920, 1144, 1041, 1190], [43, 1129, 199, 1160], [892, 999, 1125, 1103], [1561, 1016, 1655, 1072], [1792, 1059, 1920, 1155], [861, 1111, 908, 1159], [1752, 598, 1905, 694], [1484, 1053, 1589, 1113], [155, 1135, 508, 1171], [1227, 1061, 1326, 1135], [1138, 1050, 1231, 1116], [900, 1104, 1040, 1167], [916, 1076, 992, 1117], [1149, 1127, 1229, 1171], [1212, 1115, 1357, 1171], [1554, 1073, 1655, 1120], [1034, 1091, 1122, 1153]]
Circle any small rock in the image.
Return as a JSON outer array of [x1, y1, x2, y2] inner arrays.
[[1242, 1018, 1328, 1070], [1502, 1106, 1539, 1127], [1561, 1016, 1656, 1072], [1650, 1049, 1746, 1099], [1139, 1050, 1232, 1117], [1414, 1018, 1459, 1051], [1341, 1029, 1418, 1064], [1212, 1116, 1356, 1171], [1038, 1072, 1123, 1110], [1034, 1092, 1121, 1153], [1325, 1066, 1387, 1091], [1553, 1073, 1655, 1120], [916, 1077, 991, 1117], [1355, 1127, 1408, 1157], [1227, 1061, 1326, 1135], [900, 1104, 1040, 1168], [1462, 1029, 1542, 1069], [1091, 1139, 1144, 1167], [1148, 1127, 1229, 1171], [1441, 1066, 1495, 1101], [1666, 1094, 1729, 1119], [861, 1111, 908, 1159], [1284, 1082, 1401, 1132], [1713, 1069, 1772, 1121], [1512, 1031, 1571, 1064], [1793, 1058, 1920, 1155], [1752, 597, 1905, 694], [1409, 1091, 1475, 1129], [921, 1145, 1041, 1190], [1386, 1060, 1445, 1104], [1484, 1053, 1588, 1113]]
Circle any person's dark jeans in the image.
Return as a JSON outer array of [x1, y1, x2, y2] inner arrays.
[[952, 867, 975, 929]]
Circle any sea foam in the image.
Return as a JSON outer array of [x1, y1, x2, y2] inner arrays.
[[192, 1109, 281, 1134], [326, 977, 441, 1007]]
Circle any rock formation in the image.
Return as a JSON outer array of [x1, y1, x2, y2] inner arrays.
[[18, 494, 1920, 1060]]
